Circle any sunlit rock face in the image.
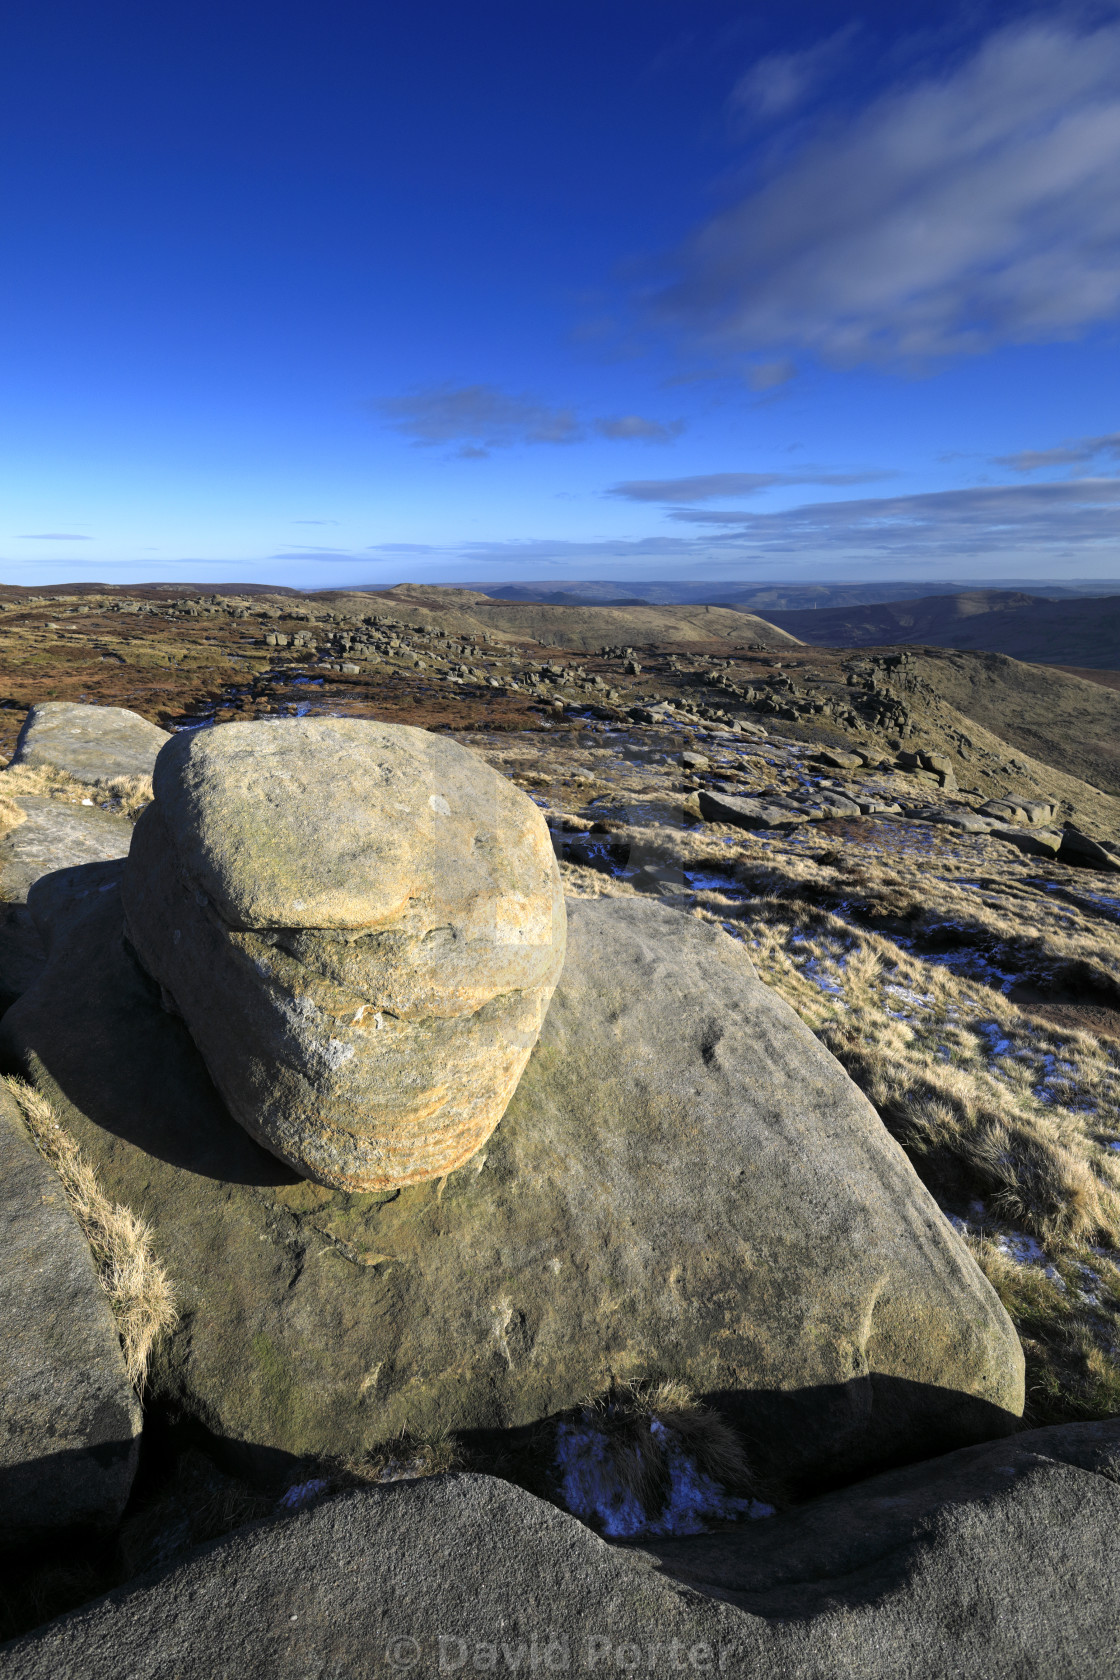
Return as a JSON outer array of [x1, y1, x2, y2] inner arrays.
[[121, 719, 566, 1189]]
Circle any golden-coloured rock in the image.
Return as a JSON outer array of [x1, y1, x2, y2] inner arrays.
[[122, 719, 566, 1188]]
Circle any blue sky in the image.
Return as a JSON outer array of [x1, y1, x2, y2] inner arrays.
[[4, 0, 1120, 591]]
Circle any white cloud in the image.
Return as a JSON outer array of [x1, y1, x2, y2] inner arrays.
[[610, 469, 893, 503], [16, 532, 91, 540], [375, 384, 683, 454], [668, 476, 1120, 558], [994, 431, 1120, 471], [659, 18, 1120, 365], [376, 384, 580, 453], [594, 415, 684, 443], [746, 359, 796, 391], [731, 29, 854, 124]]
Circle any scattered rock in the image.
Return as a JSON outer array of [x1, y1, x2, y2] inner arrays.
[[1057, 827, 1120, 872], [9, 703, 168, 785], [7, 1419, 1118, 1679], [121, 720, 566, 1190], [679, 752, 710, 771], [980, 799, 1057, 828], [989, 826, 1063, 860], [815, 749, 864, 771], [697, 791, 809, 829], [0, 798, 132, 905], [0, 1086, 141, 1547], [0, 893, 1023, 1487]]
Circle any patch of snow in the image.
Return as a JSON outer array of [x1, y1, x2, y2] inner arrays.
[[277, 1478, 329, 1511], [555, 1417, 773, 1540]]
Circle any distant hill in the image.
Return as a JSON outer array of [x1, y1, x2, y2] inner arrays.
[[472, 580, 1113, 610], [367, 586, 802, 651], [750, 590, 1120, 669]]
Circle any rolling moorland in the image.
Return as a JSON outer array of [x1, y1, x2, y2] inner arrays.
[[747, 588, 1120, 669], [1, 580, 1119, 1652]]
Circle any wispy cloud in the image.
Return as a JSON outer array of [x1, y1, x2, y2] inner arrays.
[[666, 477, 1120, 558], [375, 383, 580, 455], [609, 469, 893, 503], [292, 519, 340, 526], [746, 359, 796, 392], [374, 383, 682, 455], [658, 17, 1120, 366], [994, 432, 1120, 472], [16, 532, 91, 540], [730, 28, 854, 124], [594, 414, 684, 442]]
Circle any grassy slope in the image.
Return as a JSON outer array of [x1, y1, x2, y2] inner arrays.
[[367, 587, 802, 651], [756, 590, 1120, 668]]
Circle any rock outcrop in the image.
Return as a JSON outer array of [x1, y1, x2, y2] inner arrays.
[[4, 1420, 1118, 1679], [121, 719, 566, 1189], [0, 798, 132, 905], [10, 703, 169, 784], [0, 888, 1023, 1488], [0, 1086, 141, 1546]]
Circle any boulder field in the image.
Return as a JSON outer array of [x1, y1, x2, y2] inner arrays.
[[4, 1419, 1118, 1680], [122, 719, 566, 1189], [0, 871, 1023, 1489]]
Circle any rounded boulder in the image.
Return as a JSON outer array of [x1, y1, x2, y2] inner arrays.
[[121, 719, 565, 1190]]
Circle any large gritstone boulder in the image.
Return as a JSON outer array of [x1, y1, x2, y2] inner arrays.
[[0, 889, 1022, 1490], [10, 703, 169, 785], [5, 1421, 1119, 1680], [0, 1086, 141, 1545], [121, 720, 566, 1190]]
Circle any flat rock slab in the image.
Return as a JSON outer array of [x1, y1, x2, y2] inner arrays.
[[0, 1087, 141, 1546], [5, 1420, 1118, 1680], [698, 790, 808, 829], [10, 703, 169, 785], [0, 890, 1021, 1488], [0, 798, 132, 905]]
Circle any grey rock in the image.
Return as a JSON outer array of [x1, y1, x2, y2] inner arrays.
[[979, 798, 1057, 828], [6, 1420, 1119, 1679], [122, 720, 566, 1191], [9, 703, 169, 785], [989, 826, 1063, 859], [815, 749, 864, 770], [0, 798, 132, 905], [1057, 827, 1120, 872], [698, 791, 808, 829], [0, 894, 1022, 1489], [0, 1086, 141, 1547]]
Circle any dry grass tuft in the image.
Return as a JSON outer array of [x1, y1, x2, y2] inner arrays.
[[0, 762, 152, 819], [0, 791, 27, 838], [4, 1075, 177, 1390], [332, 1430, 461, 1487]]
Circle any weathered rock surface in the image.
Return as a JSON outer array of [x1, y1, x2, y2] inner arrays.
[[1058, 826, 1120, 872], [121, 719, 566, 1189], [697, 790, 808, 829], [0, 890, 1022, 1488], [5, 1420, 1119, 1679], [980, 797, 1057, 827], [10, 702, 168, 785], [0, 1086, 141, 1546], [0, 798, 132, 905]]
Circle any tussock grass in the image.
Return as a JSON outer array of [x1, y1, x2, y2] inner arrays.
[[0, 762, 153, 818], [4, 1076, 176, 1390], [331, 1430, 461, 1487], [0, 791, 26, 838], [571, 1379, 756, 1513]]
